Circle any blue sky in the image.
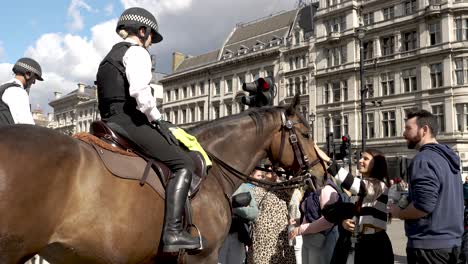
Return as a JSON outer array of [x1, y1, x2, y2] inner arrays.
[[0, 0, 294, 114]]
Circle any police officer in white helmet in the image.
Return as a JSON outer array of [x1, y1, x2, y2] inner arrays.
[[0, 57, 43, 126]]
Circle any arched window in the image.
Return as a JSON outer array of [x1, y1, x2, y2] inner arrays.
[[295, 77, 301, 95]]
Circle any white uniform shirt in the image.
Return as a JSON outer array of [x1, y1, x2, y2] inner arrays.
[[1, 78, 35, 125], [123, 38, 161, 122]]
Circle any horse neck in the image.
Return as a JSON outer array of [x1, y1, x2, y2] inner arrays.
[[191, 113, 279, 195]]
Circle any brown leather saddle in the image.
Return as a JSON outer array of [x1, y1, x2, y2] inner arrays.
[[75, 120, 208, 199]]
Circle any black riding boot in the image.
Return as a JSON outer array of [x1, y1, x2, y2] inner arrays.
[[162, 168, 202, 252]]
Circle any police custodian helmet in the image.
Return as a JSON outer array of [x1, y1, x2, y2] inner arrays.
[[116, 7, 163, 44], [12, 57, 44, 81]]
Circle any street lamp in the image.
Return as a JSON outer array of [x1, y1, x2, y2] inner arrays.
[[309, 112, 315, 139], [356, 27, 367, 153]]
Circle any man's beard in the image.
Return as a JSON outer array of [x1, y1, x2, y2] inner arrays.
[[407, 133, 422, 149]]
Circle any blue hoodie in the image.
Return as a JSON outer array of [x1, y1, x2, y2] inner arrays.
[[405, 143, 464, 249]]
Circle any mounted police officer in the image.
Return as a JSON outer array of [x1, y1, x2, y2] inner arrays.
[[0, 57, 43, 126], [95, 7, 203, 252]]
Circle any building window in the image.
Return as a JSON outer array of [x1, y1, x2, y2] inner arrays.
[[366, 113, 375, 139], [430, 63, 443, 88], [182, 109, 187, 123], [332, 115, 342, 139], [190, 84, 196, 97], [455, 58, 464, 85], [363, 40, 373, 60], [455, 17, 468, 41], [165, 91, 170, 102], [381, 36, 395, 56], [343, 115, 349, 135], [302, 76, 308, 95], [363, 12, 374, 26], [183, 87, 188, 99], [402, 68, 417, 92], [405, 0, 417, 15], [214, 81, 220, 95], [199, 82, 205, 95], [238, 74, 245, 90], [225, 104, 232, 116], [383, 6, 395, 20], [325, 116, 331, 136], [174, 89, 179, 100], [403, 31, 418, 51], [190, 108, 195, 122], [382, 111, 396, 137], [342, 80, 348, 101], [213, 105, 220, 119], [226, 79, 233, 93], [199, 105, 204, 121], [327, 15, 346, 33], [326, 46, 347, 67], [381, 73, 395, 96], [332, 82, 341, 102], [365, 77, 374, 98], [288, 79, 294, 97], [432, 105, 445, 132], [456, 103, 468, 132], [429, 22, 441, 45], [324, 84, 330, 104], [174, 111, 178, 124]]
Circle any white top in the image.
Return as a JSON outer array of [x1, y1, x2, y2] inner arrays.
[[1, 78, 35, 125], [122, 38, 161, 122]]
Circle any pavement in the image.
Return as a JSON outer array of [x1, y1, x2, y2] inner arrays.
[[388, 219, 408, 264]]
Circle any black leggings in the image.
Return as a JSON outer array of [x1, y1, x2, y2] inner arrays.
[[103, 104, 194, 173], [355, 231, 394, 264]]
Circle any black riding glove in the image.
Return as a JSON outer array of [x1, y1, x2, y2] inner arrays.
[[327, 159, 341, 177], [151, 120, 179, 146]]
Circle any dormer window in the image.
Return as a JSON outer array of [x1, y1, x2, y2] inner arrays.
[[270, 35, 282, 47], [223, 49, 233, 59], [237, 45, 249, 55], [253, 41, 265, 51]]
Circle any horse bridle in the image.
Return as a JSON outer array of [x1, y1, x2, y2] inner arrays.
[[207, 110, 327, 191]]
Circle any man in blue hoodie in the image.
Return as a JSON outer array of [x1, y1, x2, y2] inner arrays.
[[390, 109, 463, 264]]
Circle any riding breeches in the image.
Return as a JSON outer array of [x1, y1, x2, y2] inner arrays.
[[102, 108, 195, 173]]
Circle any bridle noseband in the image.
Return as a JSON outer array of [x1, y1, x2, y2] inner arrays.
[[274, 111, 324, 178]]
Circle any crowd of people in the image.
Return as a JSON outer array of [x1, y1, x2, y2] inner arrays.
[[219, 109, 466, 264]]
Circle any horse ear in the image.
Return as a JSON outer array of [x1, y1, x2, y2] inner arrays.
[[286, 94, 300, 115]]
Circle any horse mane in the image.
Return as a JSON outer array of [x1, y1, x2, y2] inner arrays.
[[188, 106, 288, 136]]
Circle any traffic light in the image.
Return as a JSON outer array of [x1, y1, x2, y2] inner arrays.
[[241, 77, 275, 107], [340, 135, 351, 160]]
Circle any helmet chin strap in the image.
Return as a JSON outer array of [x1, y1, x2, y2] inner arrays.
[[24, 73, 35, 90], [138, 27, 151, 48]]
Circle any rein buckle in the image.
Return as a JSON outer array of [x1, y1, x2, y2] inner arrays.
[[289, 134, 298, 143]]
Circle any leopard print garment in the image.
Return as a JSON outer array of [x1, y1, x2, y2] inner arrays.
[[246, 187, 296, 264]]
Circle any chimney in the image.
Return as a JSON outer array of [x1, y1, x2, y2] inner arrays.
[[54, 92, 62, 99], [78, 83, 85, 93], [172, 51, 185, 72]]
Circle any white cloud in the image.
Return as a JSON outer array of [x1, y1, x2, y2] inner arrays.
[[104, 3, 114, 16], [121, 0, 192, 15], [67, 0, 94, 31], [23, 20, 120, 114]]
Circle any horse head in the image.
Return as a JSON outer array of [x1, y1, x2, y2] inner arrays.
[[266, 95, 328, 189]]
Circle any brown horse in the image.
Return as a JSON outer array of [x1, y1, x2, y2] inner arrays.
[[0, 96, 327, 264]]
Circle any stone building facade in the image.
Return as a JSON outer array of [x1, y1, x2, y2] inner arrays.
[[161, 0, 468, 178]]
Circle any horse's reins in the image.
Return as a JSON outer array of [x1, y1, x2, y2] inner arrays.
[[206, 110, 326, 192]]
